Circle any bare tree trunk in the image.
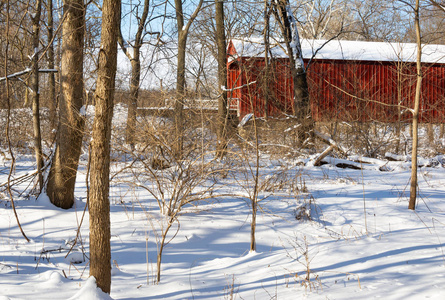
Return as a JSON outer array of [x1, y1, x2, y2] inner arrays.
[[395, 60, 402, 154], [215, 0, 228, 159], [409, 0, 422, 211], [31, 0, 44, 193], [126, 57, 141, 146], [47, 0, 56, 130], [89, 0, 120, 293], [118, 0, 150, 147], [47, 0, 85, 209], [173, 0, 203, 159], [250, 201, 257, 251], [174, 1, 186, 160], [427, 123, 434, 144], [273, 0, 312, 142], [156, 221, 173, 283], [263, 0, 272, 118], [250, 114, 260, 252]]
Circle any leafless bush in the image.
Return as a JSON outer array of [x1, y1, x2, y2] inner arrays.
[[284, 234, 322, 293], [111, 110, 224, 283], [223, 274, 239, 300], [317, 121, 412, 158], [237, 117, 319, 159], [0, 108, 51, 155], [294, 195, 322, 222]]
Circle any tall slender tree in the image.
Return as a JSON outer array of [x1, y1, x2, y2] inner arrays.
[[47, 0, 86, 209], [173, 0, 203, 159], [215, 0, 228, 158], [117, 0, 150, 148], [409, 0, 422, 210], [272, 0, 312, 142], [4, 0, 30, 243], [46, 0, 57, 130], [263, 0, 273, 118], [30, 0, 44, 193], [88, 0, 121, 293]]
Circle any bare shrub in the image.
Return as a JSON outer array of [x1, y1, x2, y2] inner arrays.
[[112, 110, 223, 283], [284, 234, 322, 293]]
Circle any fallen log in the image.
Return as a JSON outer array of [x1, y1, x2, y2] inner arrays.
[[313, 130, 348, 157], [313, 144, 335, 166]]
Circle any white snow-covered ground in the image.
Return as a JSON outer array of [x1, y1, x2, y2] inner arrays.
[[1, 106, 445, 299]]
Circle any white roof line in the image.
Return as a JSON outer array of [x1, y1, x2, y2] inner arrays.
[[230, 38, 445, 64]]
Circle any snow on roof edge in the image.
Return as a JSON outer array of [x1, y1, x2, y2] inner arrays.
[[229, 38, 445, 64]]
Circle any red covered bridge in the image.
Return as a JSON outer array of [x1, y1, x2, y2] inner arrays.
[[227, 39, 445, 123]]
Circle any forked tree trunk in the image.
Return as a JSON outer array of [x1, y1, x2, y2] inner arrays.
[[118, 0, 149, 147], [89, 0, 120, 293], [31, 0, 44, 193], [47, 0, 85, 209], [215, 0, 228, 159], [409, 0, 422, 210]]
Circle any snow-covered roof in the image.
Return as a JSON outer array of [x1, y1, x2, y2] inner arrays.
[[229, 38, 445, 64]]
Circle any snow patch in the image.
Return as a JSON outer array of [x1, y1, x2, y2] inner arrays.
[[36, 192, 54, 208], [68, 277, 114, 300], [65, 251, 86, 264], [40, 271, 68, 288]]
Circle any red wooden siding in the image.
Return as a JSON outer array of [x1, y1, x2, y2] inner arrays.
[[227, 48, 445, 123]]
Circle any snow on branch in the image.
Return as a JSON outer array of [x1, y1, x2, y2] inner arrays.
[[222, 81, 257, 92], [285, 3, 305, 71], [0, 68, 58, 82]]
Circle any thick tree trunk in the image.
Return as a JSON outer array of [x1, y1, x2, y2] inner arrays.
[[47, 0, 85, 209], [31, 0, 44, 193], [89, 0, 120, 293], [409, 0, 422, 210], [215, 0, 228, 159]]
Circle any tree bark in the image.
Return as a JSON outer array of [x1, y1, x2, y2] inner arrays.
[[47, 0, 85, 209], [174, 0, 186, 160], [89, 0, 120, 293], [126, 57, 141, 146], [273, 0, 312, 142], [118, 0, 150, 147], [215, 0, 228, 159], [31, 0, 44, 193], [47, 0, 57, 130], [263, 0, 272, 118], [173, 0, 203, 159], [409, 0, 422, 210]]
